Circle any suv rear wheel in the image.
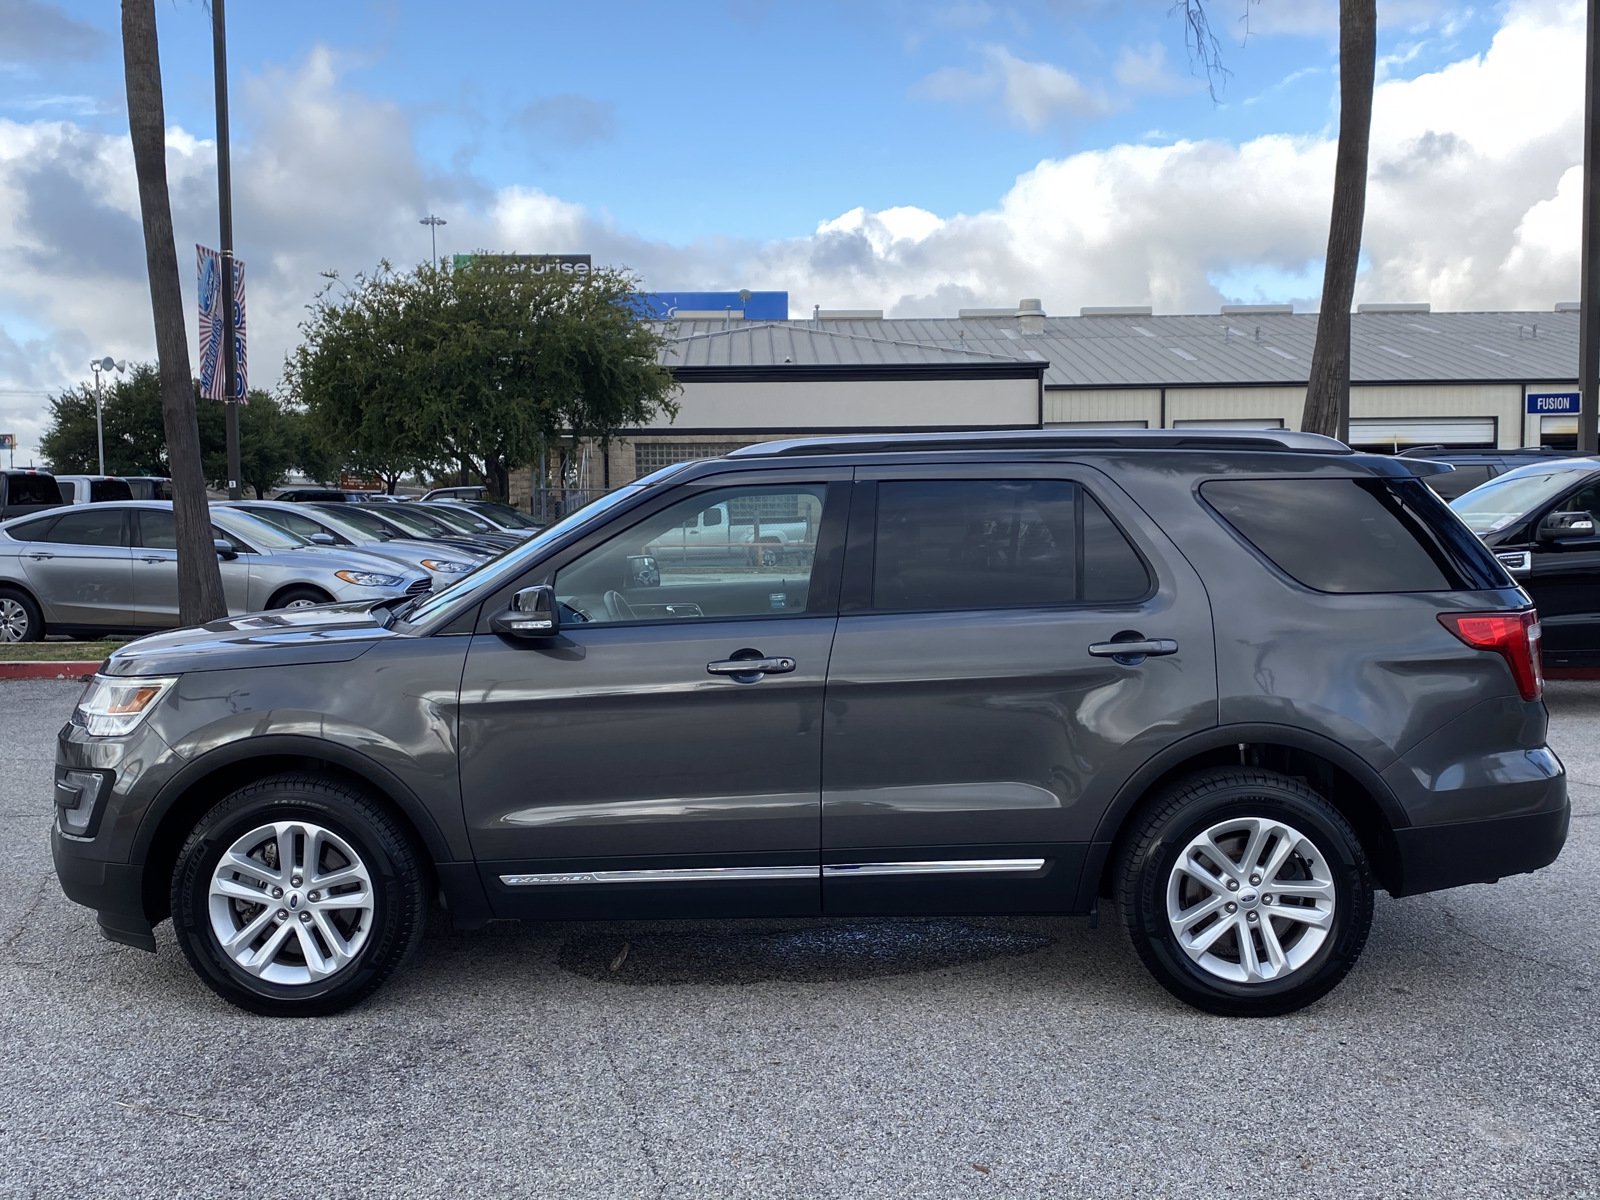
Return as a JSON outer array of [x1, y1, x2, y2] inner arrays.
[[1117, 768, 1374, 1017], [170, 774, 427, 1016]]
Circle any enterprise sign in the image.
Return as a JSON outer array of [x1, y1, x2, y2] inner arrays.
[[453, 253, 592, 276], [1527, 391, 1580, 415]]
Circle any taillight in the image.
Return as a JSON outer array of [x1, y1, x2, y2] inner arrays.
[[1438, 609, 1543, 702]]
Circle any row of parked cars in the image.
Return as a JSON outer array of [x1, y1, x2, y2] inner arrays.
[[0, 471, 541, 642]]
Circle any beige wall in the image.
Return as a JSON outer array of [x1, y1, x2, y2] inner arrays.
[[643, 376, 1038, 431], [1044, 388, 1158, 426], [1167, 386, 1307, 427]]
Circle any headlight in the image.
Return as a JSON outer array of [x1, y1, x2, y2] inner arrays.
[[73, 675, 177, 737], [420, 559, 473, 574], [334, 569, 404, 587]]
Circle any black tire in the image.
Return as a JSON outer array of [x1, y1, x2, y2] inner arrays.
[[0, 587, 44, 643], [271, 586, 333, 610], [170, 773, 428, 1017], [1116, 767, 1374, 1017]]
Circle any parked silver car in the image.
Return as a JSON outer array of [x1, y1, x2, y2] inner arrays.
[[223, 500, 487, 587], [0, 501, 429, 642]]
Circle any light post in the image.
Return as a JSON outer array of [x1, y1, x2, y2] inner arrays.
[[89, 357, 125, 476], [420, 214, 447, 265]]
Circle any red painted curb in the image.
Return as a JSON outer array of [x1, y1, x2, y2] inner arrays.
[[0, 661, 101, 681]]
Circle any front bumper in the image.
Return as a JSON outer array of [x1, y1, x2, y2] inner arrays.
[[51, 828, 155, 950]]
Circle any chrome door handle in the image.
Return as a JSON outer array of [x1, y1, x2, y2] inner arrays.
[[1088, 638, 1178, 660], [26, 552, 54, 560], [139, 556, 166, 563], [707, 656, 796, 677]]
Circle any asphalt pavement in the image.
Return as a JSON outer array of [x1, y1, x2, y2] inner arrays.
[[0, 678, 1596, 1199]]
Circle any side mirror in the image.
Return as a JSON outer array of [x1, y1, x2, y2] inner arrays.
[[213, 538, 239, 561], [1538, 511, 1596, 542], [626, 554, 660, 588], [490, 584, 560, 638], [309, 532, 336, 546]]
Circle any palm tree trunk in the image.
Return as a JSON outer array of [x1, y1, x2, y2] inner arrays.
[[122, 0, 227, 624], [1301, 0, 1378, 441]]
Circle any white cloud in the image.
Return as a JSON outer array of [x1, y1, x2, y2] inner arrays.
[[0, 1, 1587, 462], [915, 45, 1114, 130]]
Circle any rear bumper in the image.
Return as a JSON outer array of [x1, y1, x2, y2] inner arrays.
[[1390, 797, 1570, 897]]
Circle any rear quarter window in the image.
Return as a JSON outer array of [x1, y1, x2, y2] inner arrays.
[[1201, 477, 1508, 593]]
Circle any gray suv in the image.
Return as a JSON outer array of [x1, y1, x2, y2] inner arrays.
[[50, 431, 1569, 1017]]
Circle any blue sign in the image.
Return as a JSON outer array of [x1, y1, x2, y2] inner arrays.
[[1527, 391, 1580, 415], [634, 291, 788, 320]]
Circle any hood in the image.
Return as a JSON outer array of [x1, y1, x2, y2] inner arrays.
[[103, 601, 395, 677], [255, 544, 425, 579]]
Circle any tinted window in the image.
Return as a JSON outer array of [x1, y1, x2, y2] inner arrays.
[[1204, 478, 1504, 593], [872, 480, 1149, 612], [5, 474, 61, 506], [137, 510, 177, 550], [5, 515, 59, 541], [246, 507, 326, 539], [91, 479, 134, 502], [57, 481, 77, 503], [1427, 464, 1495, 500], [555, 485, 830, 623], [42, 509, 126, 546]]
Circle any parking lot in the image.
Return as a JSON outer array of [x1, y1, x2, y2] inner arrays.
[[0, 679, 1593, 1199]]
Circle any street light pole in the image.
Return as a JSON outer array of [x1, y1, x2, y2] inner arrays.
[[213, 0, 242, 500], [420, 214, 447, 266], [90, 361, 106, 476]]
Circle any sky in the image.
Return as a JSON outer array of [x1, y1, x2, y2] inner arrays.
[[0, 0, 1588, 462]]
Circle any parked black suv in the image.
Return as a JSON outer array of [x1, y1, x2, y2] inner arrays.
[[1399, 447, 1571, 500], [0, 469, 62, 520], [1451, 455, 1600, 667], [51, 431, 1568, 1017]]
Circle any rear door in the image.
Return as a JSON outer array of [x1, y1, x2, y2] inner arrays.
[[820, 464, 1218, 916], [15, 507, 134, 627]]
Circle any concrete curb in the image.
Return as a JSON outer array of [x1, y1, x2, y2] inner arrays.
[[0, 661, 101, 682]]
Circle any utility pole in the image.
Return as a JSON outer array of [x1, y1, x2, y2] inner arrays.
[[420, 214, 447, 266], [1580, 0, 1600, 455], [213, 0, 242, 499]]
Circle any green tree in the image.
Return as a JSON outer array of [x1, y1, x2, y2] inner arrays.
[[1175, 0, 1376, 442], [287, 259, 679, 500], [42, 363, 307, 498]]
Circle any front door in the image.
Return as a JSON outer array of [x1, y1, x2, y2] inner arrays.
[[820, 466, 1218, 916], [130, 509, 253, 625], [1521, 479, 1600, 666], [457, 474, 849, 919]]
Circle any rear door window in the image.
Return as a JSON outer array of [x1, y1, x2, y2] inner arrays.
[[1203, 477, 1507, 593], [38, 509, 128, 546], [871, 479, 1150, 612], [91, 479, 134, 502]]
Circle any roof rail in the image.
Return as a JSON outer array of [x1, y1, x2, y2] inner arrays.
[[728, 429, 1353, 458]]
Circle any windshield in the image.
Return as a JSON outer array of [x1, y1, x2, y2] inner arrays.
[[212, 507, 313, 551], [461, 501, 542, 529], [311, 503, 398, 540], [398, 484, 648, 627], [421, 504, 495, 534], [378, 505, 456, 537], [1449, 470, 1581, 534]]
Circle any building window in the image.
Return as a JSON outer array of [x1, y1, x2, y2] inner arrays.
[[633, 442, 747, 476]]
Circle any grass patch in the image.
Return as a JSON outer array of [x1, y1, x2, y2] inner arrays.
[[0, 641, 124, 662]]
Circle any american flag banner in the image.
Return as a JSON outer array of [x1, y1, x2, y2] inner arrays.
[[197, 245, 248, 401]]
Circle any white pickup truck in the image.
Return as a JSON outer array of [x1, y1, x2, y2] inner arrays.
[[645, 500, 813, 566]]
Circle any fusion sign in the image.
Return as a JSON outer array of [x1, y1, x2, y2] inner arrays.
[[1527, 391, 1580, 415]]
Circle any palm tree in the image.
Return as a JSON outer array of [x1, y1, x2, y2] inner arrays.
[[121, 0, 226, 623], [1177, 0, 1377, 441]]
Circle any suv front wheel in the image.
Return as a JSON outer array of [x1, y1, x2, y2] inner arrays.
[[170, 774, 427, 1016], [1117, 768, 1374, 1017]]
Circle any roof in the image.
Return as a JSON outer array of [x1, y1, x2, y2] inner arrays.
[[661, 310, 1578, 389], [659, 322, 1046, 370]]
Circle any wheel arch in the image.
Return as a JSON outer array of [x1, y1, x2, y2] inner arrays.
[[135, 734, 481, 924], [1084, 724, 1407, 905], [265, 582, 334, 610]]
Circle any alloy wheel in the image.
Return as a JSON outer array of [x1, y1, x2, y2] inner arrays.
[[207, 820, 375, 986], [1165, 816, 1336, 985], [0, 598, 30, 642]]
